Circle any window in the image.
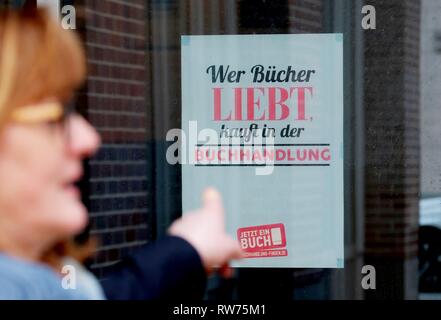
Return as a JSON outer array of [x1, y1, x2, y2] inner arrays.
[[25, 0, 439, 300]]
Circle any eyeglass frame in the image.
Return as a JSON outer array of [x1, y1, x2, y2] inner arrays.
[[9, 101, 77, 143]]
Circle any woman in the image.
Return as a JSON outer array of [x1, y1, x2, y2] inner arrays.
[[0, 7, 100, 299], [0, 8, 242, 300]]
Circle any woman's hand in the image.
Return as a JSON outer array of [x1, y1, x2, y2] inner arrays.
[[168, 187, 244, 276]]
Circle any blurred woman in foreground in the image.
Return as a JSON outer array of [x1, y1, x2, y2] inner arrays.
[[0, 8, 241, 299]]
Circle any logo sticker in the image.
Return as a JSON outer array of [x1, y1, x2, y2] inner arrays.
[[237, 223, 287, 258]]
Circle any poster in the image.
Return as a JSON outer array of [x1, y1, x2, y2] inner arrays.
[[180, 34, 344, 268]]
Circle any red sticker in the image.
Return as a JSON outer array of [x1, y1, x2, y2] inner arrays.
[[237, 223, 287, 258]]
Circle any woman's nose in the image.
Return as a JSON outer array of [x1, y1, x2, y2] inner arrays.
[[67, 115, 101, 158]]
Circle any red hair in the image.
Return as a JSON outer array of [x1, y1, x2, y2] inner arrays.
[[0, 8, 86, 129]]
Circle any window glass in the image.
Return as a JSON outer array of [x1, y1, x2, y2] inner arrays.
[[21, 0, 440, 300]]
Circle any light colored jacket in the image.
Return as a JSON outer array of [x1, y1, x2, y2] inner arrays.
[[0, 253, 88, 300]]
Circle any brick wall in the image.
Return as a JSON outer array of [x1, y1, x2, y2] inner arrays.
[[364, 0, 420, 299], [75, 0, 151, 278]]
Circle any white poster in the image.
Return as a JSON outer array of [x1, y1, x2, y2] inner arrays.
[[180, 34, 344, 268]]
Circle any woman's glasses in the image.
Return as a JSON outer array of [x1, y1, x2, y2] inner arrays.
[[9, 101, 76, 141]]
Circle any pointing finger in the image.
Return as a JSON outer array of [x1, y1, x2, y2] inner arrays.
[[202, 187, 223, 214]]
